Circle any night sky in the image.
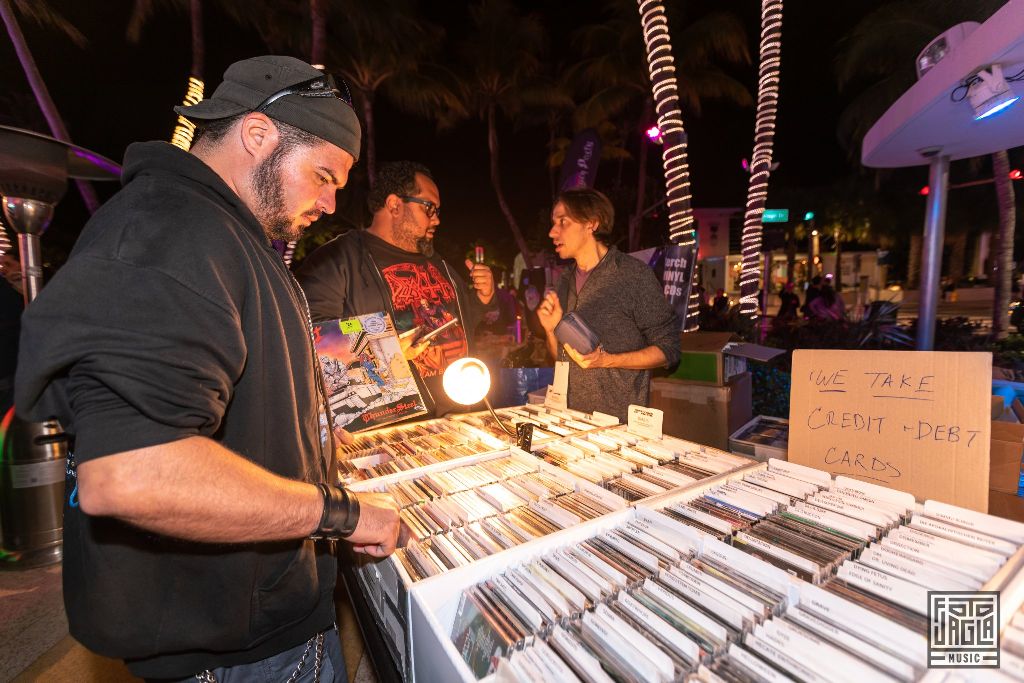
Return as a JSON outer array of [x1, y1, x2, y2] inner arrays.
[[3, 0, 1005, 272]]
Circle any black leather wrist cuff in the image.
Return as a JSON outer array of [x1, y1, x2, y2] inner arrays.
[[313, 483, 360, 539]]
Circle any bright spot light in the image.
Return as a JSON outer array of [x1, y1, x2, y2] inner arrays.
[[443, 357, 491, 405], [974, 95, 1019, 120]]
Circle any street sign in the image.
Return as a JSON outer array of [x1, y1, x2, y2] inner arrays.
[[761, 209, 789, 223]]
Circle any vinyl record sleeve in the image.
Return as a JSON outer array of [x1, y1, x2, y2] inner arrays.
[[313, 312, 427, 432]]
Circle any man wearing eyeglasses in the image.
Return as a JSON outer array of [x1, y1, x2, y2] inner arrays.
[[297, 161, 496, 418], [15, 56, 400, 682]]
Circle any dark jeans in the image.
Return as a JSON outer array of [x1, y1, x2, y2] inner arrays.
[[148, 627, 346, 683]]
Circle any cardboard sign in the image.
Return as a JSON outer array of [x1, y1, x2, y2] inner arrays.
[[789, 350, 992, 512], [628, 405, 664, 440]]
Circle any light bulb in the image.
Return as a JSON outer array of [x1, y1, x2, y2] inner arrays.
[[443, 357, 491, 405]]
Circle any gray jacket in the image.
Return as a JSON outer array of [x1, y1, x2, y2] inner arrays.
[[556, 247, 680, 421]]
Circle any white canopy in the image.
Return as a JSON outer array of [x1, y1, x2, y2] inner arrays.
[[862, 0, 1024, 169]]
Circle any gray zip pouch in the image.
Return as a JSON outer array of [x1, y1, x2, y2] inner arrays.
[[555, 312, 601, 355]]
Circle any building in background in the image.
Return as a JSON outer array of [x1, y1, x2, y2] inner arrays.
[[692, 207, 889, 309]]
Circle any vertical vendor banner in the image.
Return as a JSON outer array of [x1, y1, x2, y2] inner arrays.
[[662, 243, 696, 330], [558, 128, 602, 191]]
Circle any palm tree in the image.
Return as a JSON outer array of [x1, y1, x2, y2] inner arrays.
[[509, 67, 577, 199], [632, 0, 700, 330], [0, 0, 100, 214], [127, 0, 205, 151], [836, 0, 1012, 336], [279, 0, 326, 268], [309, 0, 325, 66], [236, 0, 455, 188], [325, 1, 457, 187], [444, 0, 571, 262], [738, 0, 783, 317], [569, 1, 751, 252]]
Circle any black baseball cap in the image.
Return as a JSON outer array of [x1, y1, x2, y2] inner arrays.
[[175, 55, 361, 161]]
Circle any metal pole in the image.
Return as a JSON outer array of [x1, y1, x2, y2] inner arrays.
[[834, 226, 842, 290], [810, 227, 820, 275], [762, 251, 772, 314], [17, 233, 42, 306], [0, 197, 62, 569], [917, 154, 949, 350], [2, 196, 54, 307]]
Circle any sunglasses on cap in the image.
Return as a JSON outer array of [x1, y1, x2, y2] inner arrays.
[[400, 195, 440, 220], [254, 73, 353, 113]]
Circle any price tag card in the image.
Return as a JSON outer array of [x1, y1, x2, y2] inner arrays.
[[544, 361, 569, 410], [339, 318, 363, 334], [628, 404, 663, 440]]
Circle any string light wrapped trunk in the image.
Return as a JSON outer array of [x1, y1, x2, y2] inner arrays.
[[636, 0, 700, 331], [169, 0, 204, 152], [739, 0, 783, 317], [170, 76, 204, 151]]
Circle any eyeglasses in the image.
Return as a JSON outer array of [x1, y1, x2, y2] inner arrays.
[[254, 73, 353, 113], [400, 195, 440, 220]]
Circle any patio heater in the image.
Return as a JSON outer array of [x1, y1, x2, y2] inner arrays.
[[0, 125, 119, 568]]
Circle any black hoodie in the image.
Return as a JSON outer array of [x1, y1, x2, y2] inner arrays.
[[15, 142, 335, 678]]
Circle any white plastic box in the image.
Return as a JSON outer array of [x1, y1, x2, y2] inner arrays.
[[349, 447, 628, 681], [728, 415, 789, 462]]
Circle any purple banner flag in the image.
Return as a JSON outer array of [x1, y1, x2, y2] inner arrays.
[[558, 128, 602, 191]]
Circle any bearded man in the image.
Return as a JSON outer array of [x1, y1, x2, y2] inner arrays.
[[296, 161, 495, 418], [15, 56, 401, 682]]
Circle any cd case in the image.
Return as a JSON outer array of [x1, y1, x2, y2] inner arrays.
[[729, 415, 789, 462], [555, 311, 601, 355]]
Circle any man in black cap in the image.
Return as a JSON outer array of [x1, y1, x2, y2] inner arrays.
[[15, 55, 399, 682]]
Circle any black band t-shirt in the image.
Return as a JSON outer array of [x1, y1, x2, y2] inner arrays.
[[363, 232, 469, 415]]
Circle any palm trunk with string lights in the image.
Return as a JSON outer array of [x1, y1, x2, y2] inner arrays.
[[739, 0, 783, 317], [170, 0, 204, 152], [635, 0, 700, 331]]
